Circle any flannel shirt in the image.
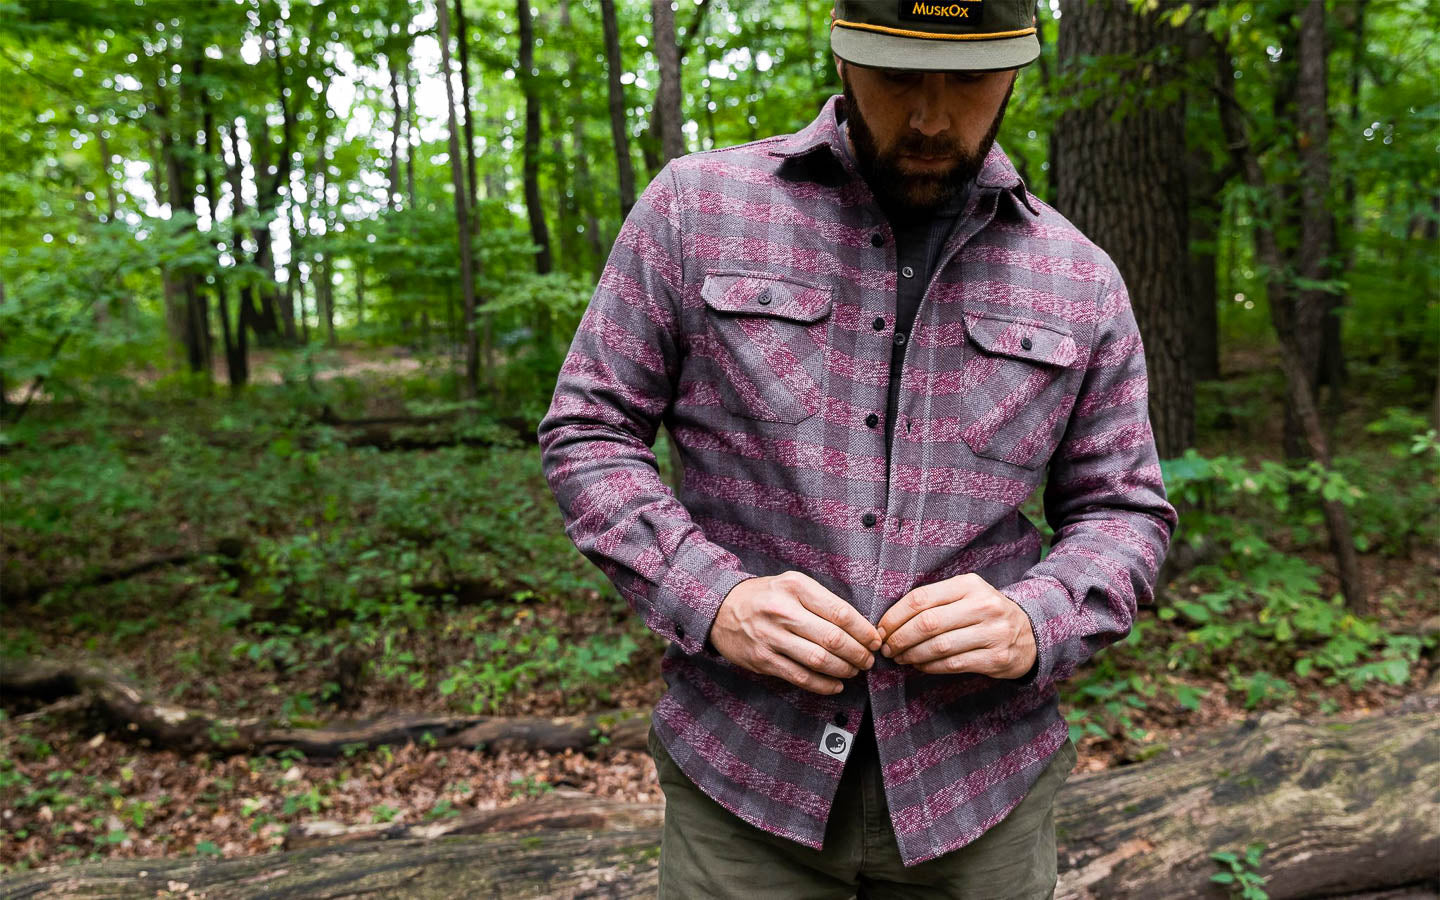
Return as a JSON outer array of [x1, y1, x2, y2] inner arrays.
[[536, 93, 1177, 866]]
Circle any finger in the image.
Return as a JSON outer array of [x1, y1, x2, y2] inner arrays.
[[772, 632, 861, 680], [886, 602, 986, 658], [877, 580, 943, 641], [788, 609, 875, 671], [892, 625, 988, 666], [914, 648, 997, 676], [785, 573, 881, 651], [758, 648, 845, 695], [878, 574, 985, 649]]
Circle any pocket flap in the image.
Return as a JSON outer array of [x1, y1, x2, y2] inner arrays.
[[701, 272, 833, 323], [966, 313, 1079, 367]]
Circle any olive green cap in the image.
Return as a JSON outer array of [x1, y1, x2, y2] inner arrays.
[[830, 0, 1041, 72]]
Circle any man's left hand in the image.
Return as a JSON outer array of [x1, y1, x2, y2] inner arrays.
[[876, 574, 1037, 679]]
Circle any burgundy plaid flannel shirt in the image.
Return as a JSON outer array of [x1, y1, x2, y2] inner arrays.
[[536, 94, 1177, 866]]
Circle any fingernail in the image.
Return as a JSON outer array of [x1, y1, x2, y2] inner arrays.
[[864, 654, 874, 668], [882, 645, 893, 657]]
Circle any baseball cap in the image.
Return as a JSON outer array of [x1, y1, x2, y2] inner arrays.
[[830, 1, 1041, 72]]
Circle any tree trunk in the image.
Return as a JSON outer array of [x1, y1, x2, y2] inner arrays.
[[455, 0, 480, 214], [518, 0, 553, 275], [560, 0, 605, 270], [1213, 29, 1369, 616], [1053, 0, 1193, 458], [387, 51, 404, 212], [1296, 0, 1344, 417], [437, 0, 480, 400], [652, 0, 684, 164], [600, 0, 638, 219], [404, 58, 417, 206]]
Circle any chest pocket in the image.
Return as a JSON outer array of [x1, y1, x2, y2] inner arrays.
[[697, 271, 833, 425], [959, 313, 1081, 470]]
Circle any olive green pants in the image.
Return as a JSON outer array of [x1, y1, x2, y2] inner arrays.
[[648, 709, 1077, 899]]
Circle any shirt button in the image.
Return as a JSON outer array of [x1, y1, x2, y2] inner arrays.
[[901, 265, 915, 279], [1021, 336, 1033, 350], [893, 331, 907, 346], [834, 711, 848, 727], [862, 513, 877, 528], [675, 624, 686, 640], [872, 316, 886, 331], [870, 233, 884, 248], [865, 413, 879, 428], [758, 294, 772, 305]]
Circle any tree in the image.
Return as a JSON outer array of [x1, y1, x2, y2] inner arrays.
[[1052, 0, 1194, 458], [599, 0, 637, 220], [1213, 2, 1367, 615], [652, 0, 684, 164], [436, 0, 481, 398], [518, 0, 553, 275]]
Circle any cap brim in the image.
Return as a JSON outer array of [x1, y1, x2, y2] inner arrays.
[[831, 26, 1039, 72]]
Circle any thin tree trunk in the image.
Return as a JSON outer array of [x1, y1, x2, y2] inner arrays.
[[652, 0, 684, 164], [404, 60, 417, 208], [1213, 27, 1368, 616], [518, 0, 553, 274], [1296, 0, 1341, 415], [199, 79, 244, 389], [560, 0, 605, 269], [437, 0, 480, 399], [455, 0, 480, 214], [387, 52, 404, 212], [600, 0, 637, 219]]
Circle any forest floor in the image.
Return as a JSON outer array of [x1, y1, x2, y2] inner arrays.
[[2, 342, 1437, 874]]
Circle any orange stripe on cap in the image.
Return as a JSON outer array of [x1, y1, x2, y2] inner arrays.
[[831, 17, 1037, 41]]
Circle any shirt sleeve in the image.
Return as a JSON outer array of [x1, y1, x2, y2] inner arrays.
[[535, 162, 757, 656], [999, 260, 1179, 690]]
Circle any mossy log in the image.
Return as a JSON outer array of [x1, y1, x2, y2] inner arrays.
[[0, 657, 649, 757]]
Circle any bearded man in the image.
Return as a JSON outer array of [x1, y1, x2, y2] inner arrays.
[[537, 1, 1177, 895]]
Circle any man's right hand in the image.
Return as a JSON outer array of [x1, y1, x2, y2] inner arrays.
[[707, 571, 881, 695]]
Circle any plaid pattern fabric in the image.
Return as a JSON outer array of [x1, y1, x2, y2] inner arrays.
[[536, 93, 1177, 866]]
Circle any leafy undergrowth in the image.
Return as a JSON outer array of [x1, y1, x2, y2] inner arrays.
[[2, 366, 1437, 872]]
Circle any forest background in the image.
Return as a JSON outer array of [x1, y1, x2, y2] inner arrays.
[[1, 0, 1437, 881]]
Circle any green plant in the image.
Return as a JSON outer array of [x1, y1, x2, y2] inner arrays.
[[1210, 841, 1269, 898]]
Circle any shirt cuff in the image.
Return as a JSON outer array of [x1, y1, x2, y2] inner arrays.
[[655, 548, 758, 657], [999, 578, 1061, 688]]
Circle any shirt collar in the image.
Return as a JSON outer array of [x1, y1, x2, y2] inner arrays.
[[768, 93, 1038, 216]]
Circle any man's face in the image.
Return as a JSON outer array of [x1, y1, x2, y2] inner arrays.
[[839, 60, 1016, 218]]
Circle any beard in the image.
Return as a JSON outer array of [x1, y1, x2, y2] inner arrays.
[[841, 70, 1014, 220]]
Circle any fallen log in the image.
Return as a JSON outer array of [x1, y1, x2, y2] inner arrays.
[[0, 657, 648, 757], [284, 789, 663, 850], [2, 684, 1435, 899]]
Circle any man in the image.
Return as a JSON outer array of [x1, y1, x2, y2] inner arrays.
[[536, 0, 1177, 895]]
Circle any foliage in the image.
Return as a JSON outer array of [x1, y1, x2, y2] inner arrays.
[[1210, 841, 1270, 898]]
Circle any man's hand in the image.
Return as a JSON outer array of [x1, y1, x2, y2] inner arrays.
[[876, 573, 1037, 679], [709, 571, 881, 695]]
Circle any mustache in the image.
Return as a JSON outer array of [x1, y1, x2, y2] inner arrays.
[[891, 134, 963, 158]]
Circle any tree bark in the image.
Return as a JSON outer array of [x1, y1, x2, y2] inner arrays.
[[436, 0, 481, 399], [652, 0, 685, 164], [1053, 0, 1193, 458], [455, 0, 480, 214], [518, 0, 553, 274], [387, 50, 404, 212], [600, 0, 638, 219]]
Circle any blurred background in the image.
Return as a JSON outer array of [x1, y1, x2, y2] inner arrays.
[[1, 0, 1436, 879]]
